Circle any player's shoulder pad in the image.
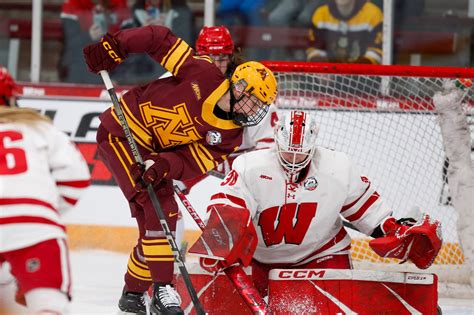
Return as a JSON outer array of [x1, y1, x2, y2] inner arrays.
[[233, 148, 274, 173]]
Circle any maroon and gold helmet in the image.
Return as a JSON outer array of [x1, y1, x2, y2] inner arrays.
[[195, 26, 234, 56]]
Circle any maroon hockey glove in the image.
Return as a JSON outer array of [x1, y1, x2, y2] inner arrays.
[[130, 153, 170, 192], [369, 214, 442, 269], [83, 33, 126, 74]]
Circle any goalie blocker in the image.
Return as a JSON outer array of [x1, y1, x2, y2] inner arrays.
[[188, 205, 258, 272]]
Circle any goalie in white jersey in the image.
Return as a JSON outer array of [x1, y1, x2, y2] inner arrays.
[[190, 110, 443, 297], [0, 86, 91, 314]]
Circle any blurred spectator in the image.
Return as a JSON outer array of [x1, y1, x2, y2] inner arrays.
[[0, 66, 20, 107], [372, 0, 425, 28], [266, 0, 322, 61], [115, 0, 195, 84], [59, 0, 129, 84], [307, 0, 383, 64], [217, 0, 268, 26], [0, 66, 91, 314], [267, 0, 321, 27]]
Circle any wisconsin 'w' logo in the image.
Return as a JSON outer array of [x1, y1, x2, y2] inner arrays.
[[258, 202, 317, 246], [140, 102, 201, 148]]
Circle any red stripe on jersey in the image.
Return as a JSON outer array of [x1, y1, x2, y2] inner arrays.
[[297, 227, 348, 264], [56, 179, 91, 188], [290, 111, 306, 147], [345, 191, 380, 222], [256, 138, 274, 143], [0, 198, 57, 212], [62, 196, 78, 206], [340, 182, 371, 212], [0, 216, 66, 231], [210, 193, 247, 209]]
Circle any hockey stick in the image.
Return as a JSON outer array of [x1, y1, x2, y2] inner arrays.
[[99, 71, 205, 315], [174, 185, 271, 315]]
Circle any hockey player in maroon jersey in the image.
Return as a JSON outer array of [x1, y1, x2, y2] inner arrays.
[[190, 110, 443, 298], [178, 25, 278, 193], [82, 25, 277, 314]]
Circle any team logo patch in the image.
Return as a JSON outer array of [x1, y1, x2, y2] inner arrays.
[[26, 258, 40, 273], [206, 131, 222, 145], [304, 176, 318, 191]]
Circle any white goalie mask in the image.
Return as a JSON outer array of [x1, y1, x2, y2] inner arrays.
[[274, 111, 318, 174]]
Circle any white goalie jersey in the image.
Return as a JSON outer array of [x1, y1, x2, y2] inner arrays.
[[0, 121, 91, 252], [208, 147, 392, 265]]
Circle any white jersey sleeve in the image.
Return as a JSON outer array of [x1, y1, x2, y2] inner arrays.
[[47, 126, 91, 212], [340, 156, 392, 235], [207, 155, 259, 218], [239, 105, 278, 152]]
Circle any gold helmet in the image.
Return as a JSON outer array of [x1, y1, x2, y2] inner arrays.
[[231, 61, 277, 105], [229, 62, 277, 127]]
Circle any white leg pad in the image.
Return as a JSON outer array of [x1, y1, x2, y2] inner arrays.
[[25, 288, 69, 314]]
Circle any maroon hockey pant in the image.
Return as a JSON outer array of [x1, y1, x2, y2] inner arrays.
[[97, 126, 178, 292]]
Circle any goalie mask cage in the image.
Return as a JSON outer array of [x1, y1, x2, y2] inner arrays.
[[264, 61, 474, 298]]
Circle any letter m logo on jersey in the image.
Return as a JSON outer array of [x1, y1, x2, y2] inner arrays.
[[258, 203, 317, 246], [140, 102, 201, 148]]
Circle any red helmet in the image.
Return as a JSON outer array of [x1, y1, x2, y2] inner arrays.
[[0, 66, 18, 106], [195, 26, 234, 56]]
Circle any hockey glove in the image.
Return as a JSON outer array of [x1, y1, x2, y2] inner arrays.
[[130, 153, 170, 192], [369, 214, 442, 269], [83, 33, 126, 74], [190, 204, 258, 273]]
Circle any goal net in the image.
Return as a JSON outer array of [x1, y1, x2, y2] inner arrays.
[[264, 61, 474, 298]]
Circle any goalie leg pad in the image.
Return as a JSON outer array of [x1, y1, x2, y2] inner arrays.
[[189, 204, 257, 267]]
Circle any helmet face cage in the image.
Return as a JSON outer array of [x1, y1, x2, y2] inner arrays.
[[195, 26, 234, 56], [274, 111, 318, 174], [230, 80, 269, 127]]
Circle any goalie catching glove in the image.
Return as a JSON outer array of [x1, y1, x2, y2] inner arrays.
[[369, 214, 442, 269], [83, 33, 127, 73], [189, 205, 258, 273]]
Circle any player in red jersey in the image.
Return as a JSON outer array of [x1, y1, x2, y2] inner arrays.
[[0, 66, 19, 107], [83, 25, 277, 314]]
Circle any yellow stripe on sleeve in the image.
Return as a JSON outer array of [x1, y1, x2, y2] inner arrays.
[[188, 143, 207, 174], [172, 47, 192, 76], [195, 143, 218, 171], [163, 40, 191, 74]]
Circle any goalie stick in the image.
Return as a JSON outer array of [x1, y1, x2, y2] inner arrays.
[[174, 185, 272, 315], [99, 71, 205, 315]]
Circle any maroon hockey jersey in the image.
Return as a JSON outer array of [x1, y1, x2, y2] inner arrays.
[[98, 26, 243, 198]]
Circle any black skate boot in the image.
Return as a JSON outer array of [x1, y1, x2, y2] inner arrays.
[[150, 283, 184, 315], [118, 288, 149, 314]]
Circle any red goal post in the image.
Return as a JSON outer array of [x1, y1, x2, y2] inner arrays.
[[263, 61, 474, 298]]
